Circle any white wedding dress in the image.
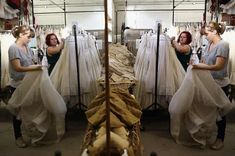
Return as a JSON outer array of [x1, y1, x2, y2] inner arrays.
[[169, 66, 234, 146], [7, 69, 67, 144], [134, 32, 185, 109], [221, 30, 235, 85], [50, 34, 101, 107], [0, 33, 15, 88]]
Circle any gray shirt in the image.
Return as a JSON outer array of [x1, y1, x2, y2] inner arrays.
[[8, 43, 33, 87], [204, 40, 229, 86]]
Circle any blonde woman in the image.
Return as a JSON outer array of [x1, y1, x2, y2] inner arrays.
[[192, 21, 230, 150], [8, 25, 42, 148]]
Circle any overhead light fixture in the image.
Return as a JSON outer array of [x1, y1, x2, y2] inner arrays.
[[192, 3, 196, 5]]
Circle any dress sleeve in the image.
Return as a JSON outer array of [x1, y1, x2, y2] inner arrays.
[[8, 45, 20, 61], [216, 41, 229, 58]]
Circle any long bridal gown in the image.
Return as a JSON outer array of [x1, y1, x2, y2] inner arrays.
[[7, 69, 67, 144], [50, 34, 102, 108], [134, 32, 185, 109], [169, 66, 233, 146]]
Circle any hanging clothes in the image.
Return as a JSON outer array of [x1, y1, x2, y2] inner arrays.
[[221, 28, 235, 85], [6, 0, 20, 9], [50, 34, 102, 108], [0, 32, 15, 88], [0, 1, 19, 20], [134, 32, 185, 109], [220, 0, 235, 14]]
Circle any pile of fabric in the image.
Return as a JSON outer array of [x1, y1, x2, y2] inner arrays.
[[80, 88, 143, 156], [98, 43, 136, 90]]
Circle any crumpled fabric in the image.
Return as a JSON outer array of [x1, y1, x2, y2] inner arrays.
[[169, 66, 234, 146], [86, 88, 142, 128], [83, 88, 142, 156], [7, 69, 67, 144]]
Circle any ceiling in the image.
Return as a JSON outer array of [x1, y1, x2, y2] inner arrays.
[[33, 0, 206, 9]]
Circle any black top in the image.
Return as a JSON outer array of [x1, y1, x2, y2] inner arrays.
[[46, 48, 61, 75], [175, 47, 192, 71]]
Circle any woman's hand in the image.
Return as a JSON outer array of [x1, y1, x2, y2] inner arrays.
[[171, 38, 177, 49], [191, 63, 208, 69], [11, 59, 42, 72], [29, 64, 42, 71]]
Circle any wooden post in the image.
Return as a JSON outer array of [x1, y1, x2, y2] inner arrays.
[[104, 0, 110, 155]]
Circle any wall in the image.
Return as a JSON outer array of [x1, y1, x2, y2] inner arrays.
[[34, 2, 209, 41], [35, 4, 105, 30]]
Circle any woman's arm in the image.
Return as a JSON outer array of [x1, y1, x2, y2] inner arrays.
[[192, 56, 225, 71], [47, 40, 64, 56], [172, 40, 191, 54], [11, 59, 42, 72]]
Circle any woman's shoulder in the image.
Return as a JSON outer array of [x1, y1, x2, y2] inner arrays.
[[8, 43, 20, 53], [218, 40, 229, 49], [219, 40, 229, 45], [9, 43, 17, 49]]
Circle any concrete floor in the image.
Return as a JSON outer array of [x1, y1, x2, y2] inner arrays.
[[1, 102, 235, 156]]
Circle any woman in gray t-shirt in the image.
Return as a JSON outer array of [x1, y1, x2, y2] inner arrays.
[[192, 21, 230, 150], [8, 25, 42, 148]]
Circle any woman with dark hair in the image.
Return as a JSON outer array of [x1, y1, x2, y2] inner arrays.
[[192, 21, 230, 150], [171, 31, 192, 71], [45, 33, 64, 75]]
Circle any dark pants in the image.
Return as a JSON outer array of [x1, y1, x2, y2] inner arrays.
[[9, 86, 22, 139], [13, 116, 22, 139], [217, 85, 230, 141]]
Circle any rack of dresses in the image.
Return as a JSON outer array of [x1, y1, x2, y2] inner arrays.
[[153, 23, 161, 110], [221, 26, 235, 85], [50, 27, 102, 108], [0, 31, 15, 89], [134, 27, 185, 109]]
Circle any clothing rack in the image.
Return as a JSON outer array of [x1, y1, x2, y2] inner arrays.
[[36, 25, 65, 30], [72, 25, 84, 110], [154, 23, 161, 109], [226, 26, 235, 31], [174, 22, 201, 27], [145, 23, 161, 110]]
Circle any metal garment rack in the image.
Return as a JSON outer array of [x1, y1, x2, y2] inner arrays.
[[72, 25, 86, 110], [145, 23, 161, 110]]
